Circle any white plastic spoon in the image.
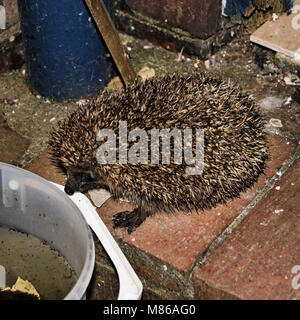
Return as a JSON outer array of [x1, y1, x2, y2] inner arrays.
[[51, 183, 143, 300]]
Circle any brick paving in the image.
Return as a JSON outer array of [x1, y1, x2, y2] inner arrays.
[[25, 133, 300, 299], [194, 157, 300, 300]]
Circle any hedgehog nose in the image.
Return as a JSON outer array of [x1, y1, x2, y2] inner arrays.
[[64, 185, 75, 195]]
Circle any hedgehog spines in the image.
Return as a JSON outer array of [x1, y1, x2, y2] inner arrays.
[[49, 72, 268, 233]]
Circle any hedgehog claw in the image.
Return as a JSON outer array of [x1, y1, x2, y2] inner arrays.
[[113, 209, 144, 234]]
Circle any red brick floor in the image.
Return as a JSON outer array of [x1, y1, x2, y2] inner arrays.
[[25, 133, 300, 299], [194, 157, 300, 300], [25, 151, 66, 186]]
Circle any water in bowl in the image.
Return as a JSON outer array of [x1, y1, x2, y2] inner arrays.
[[0, 225, 78, 300]]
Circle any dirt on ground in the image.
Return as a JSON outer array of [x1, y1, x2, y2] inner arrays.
[[206, 35, 300, 138]]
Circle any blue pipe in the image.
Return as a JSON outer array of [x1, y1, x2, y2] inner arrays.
[[18, 0, 117, 101]]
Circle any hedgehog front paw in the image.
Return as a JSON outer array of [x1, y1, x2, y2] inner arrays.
[[112, 209, 144, 234]]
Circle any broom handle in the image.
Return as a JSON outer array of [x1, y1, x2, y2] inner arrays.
[[85, 0, 136, 86]]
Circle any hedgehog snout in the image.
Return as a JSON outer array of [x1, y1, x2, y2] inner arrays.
[[65, 170, 80, 195], [64, 169, 100, 195], [64, 184, 75, 195]]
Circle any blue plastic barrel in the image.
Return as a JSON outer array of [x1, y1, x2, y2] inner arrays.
[[17, 0, 117, 101]]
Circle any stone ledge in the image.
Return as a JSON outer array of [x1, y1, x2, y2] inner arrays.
[[115, 9, 239, 59], [124, 0, 221, 40]]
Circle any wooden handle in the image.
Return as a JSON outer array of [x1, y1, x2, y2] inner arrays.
[[85, 0, 136, 86]]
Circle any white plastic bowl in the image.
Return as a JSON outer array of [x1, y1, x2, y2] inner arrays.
[[0, 162, 142, 300]]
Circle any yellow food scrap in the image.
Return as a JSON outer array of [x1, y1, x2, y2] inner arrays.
[[0, 276, 40, 300]]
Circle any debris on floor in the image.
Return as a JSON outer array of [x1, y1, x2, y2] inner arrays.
[[266, 118, 283, 128], [259, 96, 284, 111], [292, 87, 300, 102], [89, 189, 112, 208]]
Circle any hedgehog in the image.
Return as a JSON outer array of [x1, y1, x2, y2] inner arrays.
[[49, 72, 268, 233]]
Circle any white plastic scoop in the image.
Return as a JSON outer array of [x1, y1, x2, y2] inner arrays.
[[0, 265, 5, 290], [51, 183, 143, 300]]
